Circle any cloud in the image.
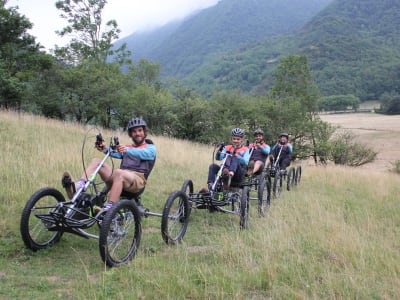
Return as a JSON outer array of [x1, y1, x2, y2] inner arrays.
[[7, 0, 220, 51]]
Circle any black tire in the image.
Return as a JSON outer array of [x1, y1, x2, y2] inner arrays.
[[181, 179, 194, 195], [287, 167, 295, 191], [257, 177, 271, 217], [99, 200, 142, 267], [181, 179, 194, 213], [20, 187, 65, 251], [240, 186, 250, 229], [295, 166, 302, 186], [161, 190, 190, 244], [272, 173, 282, 198]]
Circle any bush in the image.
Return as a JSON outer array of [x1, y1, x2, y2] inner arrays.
[[391, 160, 400, 174], [330, 131, 377, 166], [379, 93, 400, 115]]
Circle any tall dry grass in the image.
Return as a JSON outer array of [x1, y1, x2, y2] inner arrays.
[[1, 110, 399, 299]]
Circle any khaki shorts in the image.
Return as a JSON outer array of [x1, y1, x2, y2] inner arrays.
[[124, 170, 146, 193]]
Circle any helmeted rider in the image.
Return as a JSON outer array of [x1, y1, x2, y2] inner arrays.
[[270, 132, 292, 174], [247, 128, 270, 176], [204, 127, 250, 192], [62, 117, 157, 211]]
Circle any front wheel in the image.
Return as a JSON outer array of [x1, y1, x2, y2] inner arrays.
[[161, 190, 190, 244], [272, 173, 282, 198], [99, 200, 142, 267], [257, 177, 270, 217], [181, 179, 194, 195], [295, 166, 302, 186], [240, 186, 250, 229], [287, 167, 295, 191], [20, 187, 65, 251]]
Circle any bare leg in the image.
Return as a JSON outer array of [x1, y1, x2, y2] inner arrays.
[[253, 160, 264, 174], [107, 169, 144, 202], [80, 158, 113, 182]]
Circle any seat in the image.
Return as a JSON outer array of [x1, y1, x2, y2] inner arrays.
[[120, 188, 145, 200]]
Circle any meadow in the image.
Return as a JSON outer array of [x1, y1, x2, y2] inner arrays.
[[0, 110, 399, 299]]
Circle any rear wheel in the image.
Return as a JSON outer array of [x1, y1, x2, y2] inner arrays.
[[240, 186, 250, 229], [257, 177, 270, 217], [287, 167, 295, 191], [161, 190, 190, 244], [20, 187, 65, 251], [99, 200, 142, 267], [272, 173, 282, 198], [295, 166, 302, 185]]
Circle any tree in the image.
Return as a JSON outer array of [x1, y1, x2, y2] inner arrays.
[[270, 55, 324, 162], [0, 1, 53, 108], [379, 92, 400, 115], [54, 0, 129, 64], [320, 94, 360, 111]]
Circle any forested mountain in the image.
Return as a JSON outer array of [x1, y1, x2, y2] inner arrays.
[[117, 0, 400, 102], [186, 0, 400, 100], [114, 20, 182, 64], [117, 0, 332, 77], [300, 0, 400, 99]]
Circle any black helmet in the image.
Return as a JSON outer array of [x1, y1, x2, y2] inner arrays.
[[253, 129, 264, 136], [231, 128, 245, 137], [127, 117, 147, 132], [280, 132, 289, 138]]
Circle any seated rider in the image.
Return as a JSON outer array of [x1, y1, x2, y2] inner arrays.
[[62, 117, 157, 211], [203, 128, 250, 192], [269, 132, 292, 175], [247, 129, 270, 176]]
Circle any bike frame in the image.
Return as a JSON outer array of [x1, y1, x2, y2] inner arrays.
[[273, 145, 284, 169]]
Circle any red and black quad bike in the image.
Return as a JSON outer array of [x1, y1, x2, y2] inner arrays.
[[176, 144, 250, 229], [20, 132, 190, 268]]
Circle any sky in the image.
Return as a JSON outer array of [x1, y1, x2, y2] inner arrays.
[[7, 0, 220, 51]]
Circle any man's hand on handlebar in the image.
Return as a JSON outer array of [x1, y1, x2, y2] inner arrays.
[[116, 144, 126, 154], [95, 140, 106, 151]]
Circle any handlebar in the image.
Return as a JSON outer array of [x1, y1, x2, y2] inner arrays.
[[95, 133, 120, 152]]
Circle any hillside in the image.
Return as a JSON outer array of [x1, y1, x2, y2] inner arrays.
[[1, 110, 400, 298], [185, 0, 400, 99], [116, 0, 400, 101], [118, 0, 332, 77]]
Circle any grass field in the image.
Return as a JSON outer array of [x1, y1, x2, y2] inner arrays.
[[1, 110, 399, 299]]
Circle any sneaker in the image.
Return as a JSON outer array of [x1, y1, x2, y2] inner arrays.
[[247, 160, 255, 176], [103, 201, 114, 211], [61, 171, 76, 200]]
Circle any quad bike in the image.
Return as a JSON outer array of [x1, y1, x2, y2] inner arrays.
[[20, 132, 190, 267], [175, 145, 250, 229]]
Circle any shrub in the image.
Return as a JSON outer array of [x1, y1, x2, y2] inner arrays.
[[391, 160, 400, 174], [330, 131, 377, 166]]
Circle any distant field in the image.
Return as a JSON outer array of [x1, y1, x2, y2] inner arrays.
[[320, 112, 400, 171]]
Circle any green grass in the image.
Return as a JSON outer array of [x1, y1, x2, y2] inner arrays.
[[1, 110, 400, 299]]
